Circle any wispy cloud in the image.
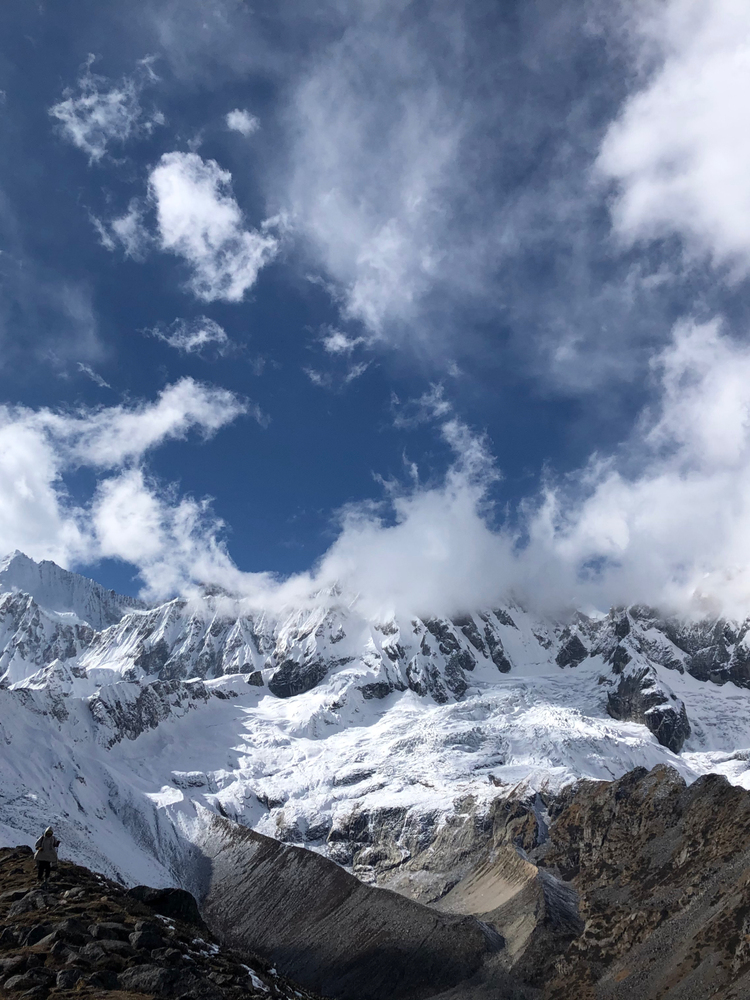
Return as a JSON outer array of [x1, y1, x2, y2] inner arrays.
[[225, 108, 260, 136], [92, 199, 152, 259], [77, 363, 111, 389], [283, 11, 466, 342], [270, 0, 675, 403], [304, 360, 369, 389], [49, 55, 164, 163], [321, 328, 364, 355], [148, 316, 232, 356]]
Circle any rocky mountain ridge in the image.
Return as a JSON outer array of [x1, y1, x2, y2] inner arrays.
[[6, 762, 750, 1000], [0, 551, 146, 633], [5, 550, 750, 752]]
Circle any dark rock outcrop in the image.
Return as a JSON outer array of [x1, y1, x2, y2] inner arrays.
[[555, 632, 588, 668], [268, 657, 328, 698], [606, 666, 691, 752], [124, 884, 204, 927]]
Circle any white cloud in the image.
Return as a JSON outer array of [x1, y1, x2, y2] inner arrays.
[[523, 318, 750, 617], [226, 108, 260, 136], [57, 378, 245, 468], [302, 406, 506, 618], [0, 417, 89, 569], [597, 0, 750, 271], [49, 56, 164, 163], [321, 328, 364, 354], [0, 380, 246, 592], [149, 316, 231, 355], [149, 152, 280, 301], [91, 468, 255, 599]]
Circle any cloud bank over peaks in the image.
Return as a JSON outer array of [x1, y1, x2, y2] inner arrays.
[[298, 319, 750, 620], [598, 0, 750, 272], [5, 319, 750, 619], [49, 55, 164, 163]]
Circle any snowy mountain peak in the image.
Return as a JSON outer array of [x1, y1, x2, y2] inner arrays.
[[0, 550, 147, 630], [3, 553, 750, 897]]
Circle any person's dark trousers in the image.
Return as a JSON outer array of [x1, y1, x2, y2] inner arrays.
[[36, 861, 51, 882]]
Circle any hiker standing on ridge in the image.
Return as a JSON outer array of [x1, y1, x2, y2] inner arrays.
[[34, 827, 59, 883]]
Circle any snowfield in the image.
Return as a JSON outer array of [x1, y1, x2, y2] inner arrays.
[[1, 550, 750, 889]]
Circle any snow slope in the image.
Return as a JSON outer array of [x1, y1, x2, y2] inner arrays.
[[1, 552, 750, 891]]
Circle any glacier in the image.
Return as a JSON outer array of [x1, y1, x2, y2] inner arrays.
[[1, 550, 750, 895]]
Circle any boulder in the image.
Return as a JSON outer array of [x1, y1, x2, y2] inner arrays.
[[125, 885, 204, 927]]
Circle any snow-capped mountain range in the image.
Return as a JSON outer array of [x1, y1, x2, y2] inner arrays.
[[2, 550, 750, 892]]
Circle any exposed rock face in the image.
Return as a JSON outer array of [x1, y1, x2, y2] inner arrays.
[[606, 666, 691, 752], [628, 605, 750, 687], [381, 765, 750, 998], [89, 677, 216, 746], [0, 844, 322, 999], [533, 765, 750, 998]]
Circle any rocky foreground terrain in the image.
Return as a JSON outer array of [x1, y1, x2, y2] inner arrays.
[[0, 845, 323, 999]]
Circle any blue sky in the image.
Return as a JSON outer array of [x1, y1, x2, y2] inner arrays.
[[3, 0, 750, 618]]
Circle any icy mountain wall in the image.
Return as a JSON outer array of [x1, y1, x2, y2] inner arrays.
[[0, 550, 146, 630], [2, 552, 750, 894]]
